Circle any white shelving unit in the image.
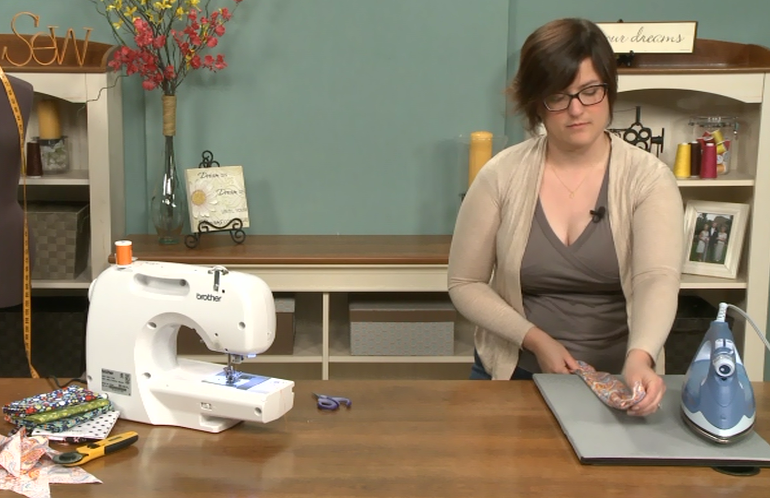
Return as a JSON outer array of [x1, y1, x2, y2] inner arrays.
[[613, 39, 770, 381], [10, 51, 125, 292]]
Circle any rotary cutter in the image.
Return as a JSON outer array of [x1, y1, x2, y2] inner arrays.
[[53, 431, 139, 466]]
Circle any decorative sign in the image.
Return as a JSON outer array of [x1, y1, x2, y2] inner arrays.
[[597, 21, 698, 54], [0, 12, 108, 71], [185, 165, 250, 232]]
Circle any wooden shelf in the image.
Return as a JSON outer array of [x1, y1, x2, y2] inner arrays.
[[680, 273, 748, 290], [677, 171, 754, 187], [31, 269, 91, 290], [20, 170, 89, 186]]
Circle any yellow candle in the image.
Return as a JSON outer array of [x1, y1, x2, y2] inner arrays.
[[37, 100, 61, 140], [468, 131, 493, 187]]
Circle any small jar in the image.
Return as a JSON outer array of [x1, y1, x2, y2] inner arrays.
[[688, 116, 738, 175], [35, 136, 70, 174]]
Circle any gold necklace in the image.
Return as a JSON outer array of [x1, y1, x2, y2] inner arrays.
[[549, 166, 591, 199]]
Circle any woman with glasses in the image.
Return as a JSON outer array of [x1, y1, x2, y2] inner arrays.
[[447, 18, 683, 417]]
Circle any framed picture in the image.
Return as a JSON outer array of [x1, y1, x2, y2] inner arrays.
[[185, 165, 250, 233], [683, 200, 749, 279]]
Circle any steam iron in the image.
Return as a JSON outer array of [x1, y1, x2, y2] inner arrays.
[[681, 304, 756, 444]]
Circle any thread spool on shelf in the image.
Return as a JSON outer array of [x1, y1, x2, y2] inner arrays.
[[25, 141, 43, 178], [673, 143, 691, 179], [688, 116, 737, 176], [700, 142, 718, 179]]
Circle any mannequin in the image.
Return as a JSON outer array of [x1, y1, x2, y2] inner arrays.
[[0, 72, 34, 309]]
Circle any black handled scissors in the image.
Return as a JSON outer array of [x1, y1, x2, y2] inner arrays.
[[313, 393, 351, 411]]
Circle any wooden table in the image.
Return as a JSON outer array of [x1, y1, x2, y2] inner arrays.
[[2, 378, 769, 497]]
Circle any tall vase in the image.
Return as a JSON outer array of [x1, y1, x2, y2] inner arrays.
[[150, 94, 187, 244]]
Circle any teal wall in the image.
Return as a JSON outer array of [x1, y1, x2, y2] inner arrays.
[[3, 1, 770, 377], [4, 1, 769, 236]]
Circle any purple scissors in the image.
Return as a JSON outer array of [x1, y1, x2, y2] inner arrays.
[[313, 393, 351, 410]]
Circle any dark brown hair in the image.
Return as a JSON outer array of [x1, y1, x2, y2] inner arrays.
[[508, 18, 617, 133]]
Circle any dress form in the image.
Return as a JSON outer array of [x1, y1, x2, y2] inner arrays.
[[0, 73, 34, 309]]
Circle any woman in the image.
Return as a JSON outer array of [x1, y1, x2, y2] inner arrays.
[[447, 18, 683, 417], [696, 223, 710, 262], [714, 225, 728, 263]]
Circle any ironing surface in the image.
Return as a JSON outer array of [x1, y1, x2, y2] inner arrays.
[[534, 374, 770, 466]]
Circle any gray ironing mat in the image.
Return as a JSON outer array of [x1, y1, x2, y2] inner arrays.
[[533, 373, 770, 466]]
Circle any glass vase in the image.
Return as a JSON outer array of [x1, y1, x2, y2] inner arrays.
[[150, 134, 187, 244]]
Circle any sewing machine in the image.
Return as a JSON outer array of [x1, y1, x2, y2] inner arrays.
[[85, 260, 295, 433]]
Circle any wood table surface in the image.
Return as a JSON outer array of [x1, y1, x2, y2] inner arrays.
[[116, 234, 453, 265], [2, 378, 769, 497]]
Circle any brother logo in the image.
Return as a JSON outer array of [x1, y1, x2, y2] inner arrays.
[[196, 293, 222, 302]]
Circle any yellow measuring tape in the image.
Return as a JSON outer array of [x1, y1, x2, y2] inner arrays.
[[0, 65, 40, 379]]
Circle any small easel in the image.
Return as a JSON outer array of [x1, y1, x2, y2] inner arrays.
[[184, 150, 247, 249]]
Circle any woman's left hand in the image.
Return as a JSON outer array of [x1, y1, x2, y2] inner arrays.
[[623, 350, 666, 417]]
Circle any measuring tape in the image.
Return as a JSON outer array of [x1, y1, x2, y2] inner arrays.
[[0, 66, 39, 379]]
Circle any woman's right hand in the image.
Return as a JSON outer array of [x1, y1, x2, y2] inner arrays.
[[522, 327, 579, 374]]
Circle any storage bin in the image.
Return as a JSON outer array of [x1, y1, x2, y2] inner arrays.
[[349, 296, 456, 356], [176, 296, 295, 356], [0, 296, 88, 378], [27, 202, 90, 280]]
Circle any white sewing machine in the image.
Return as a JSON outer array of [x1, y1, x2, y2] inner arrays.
[[85, 260, 295, 433]]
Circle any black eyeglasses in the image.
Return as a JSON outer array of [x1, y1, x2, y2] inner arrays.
[[543, 83, 608, 112]]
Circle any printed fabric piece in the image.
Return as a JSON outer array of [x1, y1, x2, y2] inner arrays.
[[2, 386, 105, 422], [572, 360, 646, 410], [17, 405, 115, 434], [0, 427, 101, 498], [20, 399, 112, 426]]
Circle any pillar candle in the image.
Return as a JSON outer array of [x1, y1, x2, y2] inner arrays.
[[468, 131, 493, 187], [36, 100, 61, 140]]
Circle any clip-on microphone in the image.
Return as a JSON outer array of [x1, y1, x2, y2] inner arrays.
[[590, 206, 606, 223]]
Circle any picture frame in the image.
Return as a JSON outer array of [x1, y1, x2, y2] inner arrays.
[[682, 200, 749, 279], [185, 165, 250, 233]]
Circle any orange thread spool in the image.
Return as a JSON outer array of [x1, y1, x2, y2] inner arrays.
[[115, 240, 133, 267]]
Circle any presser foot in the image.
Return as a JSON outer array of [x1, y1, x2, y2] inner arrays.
[[223, 354, 245, 384]]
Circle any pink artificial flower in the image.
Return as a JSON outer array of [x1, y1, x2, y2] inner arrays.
[[215, 24, 225, 36], [207, 37, 218, 48]]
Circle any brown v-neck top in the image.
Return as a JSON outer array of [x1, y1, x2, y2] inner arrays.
[[517, 166, 628, 374]]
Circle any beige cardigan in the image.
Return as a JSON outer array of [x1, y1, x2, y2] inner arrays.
[[447, 133, 684, 380]]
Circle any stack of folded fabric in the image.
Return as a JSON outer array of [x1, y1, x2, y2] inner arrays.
[[2, 385, 112, 433]]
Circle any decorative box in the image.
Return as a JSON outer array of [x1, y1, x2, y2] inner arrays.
[[27, 202, 90, 280], [349, 296, 456, 356]]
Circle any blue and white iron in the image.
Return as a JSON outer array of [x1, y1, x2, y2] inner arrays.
[[681, 302, 764, 444]]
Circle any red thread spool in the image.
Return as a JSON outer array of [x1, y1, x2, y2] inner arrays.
[[115, 240, 133, 267], [700, 142, 718, 179]]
